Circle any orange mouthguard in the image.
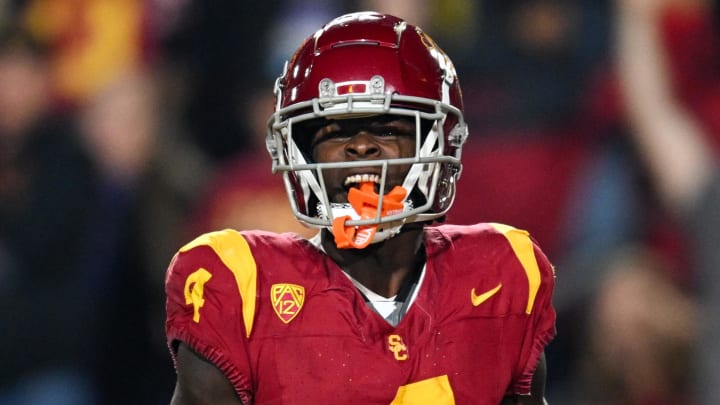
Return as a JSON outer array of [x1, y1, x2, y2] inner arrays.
[[332, 181, 407, 249]]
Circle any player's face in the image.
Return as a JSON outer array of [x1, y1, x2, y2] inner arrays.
[[310, 115, 416, 203]]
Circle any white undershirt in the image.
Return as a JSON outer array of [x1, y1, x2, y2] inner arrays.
[[309, 233, 426, 322], [344, 273, 399, 319]]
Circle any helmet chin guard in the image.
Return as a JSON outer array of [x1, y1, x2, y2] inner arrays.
[[266, 12, 468, 247]]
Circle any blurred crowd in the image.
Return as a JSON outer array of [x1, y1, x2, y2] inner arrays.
[[0, 0, 718, 404]]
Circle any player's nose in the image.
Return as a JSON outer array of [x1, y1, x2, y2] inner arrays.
[[344, 132, 380, 158]]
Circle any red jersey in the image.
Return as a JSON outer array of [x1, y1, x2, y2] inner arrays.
[[165, 223, 556, 404]]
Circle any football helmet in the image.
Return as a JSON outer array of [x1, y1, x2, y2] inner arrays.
[[266, 11, 468, 247]]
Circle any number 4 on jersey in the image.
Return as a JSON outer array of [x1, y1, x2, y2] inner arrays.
[[184, 268, 212, 323]]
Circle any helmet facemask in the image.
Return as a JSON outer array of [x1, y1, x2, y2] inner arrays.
[[267, 83, 466, 248]]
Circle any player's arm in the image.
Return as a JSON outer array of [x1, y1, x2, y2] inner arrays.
[[171, 342, 245, 405], [500, 352, 548, 405]]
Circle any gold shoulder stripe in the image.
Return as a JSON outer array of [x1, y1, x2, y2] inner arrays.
[[489, 223, 541, 315], [180, 230, 257, 337]]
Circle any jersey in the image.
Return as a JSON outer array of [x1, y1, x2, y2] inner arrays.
[[165, 223, 556, 404]]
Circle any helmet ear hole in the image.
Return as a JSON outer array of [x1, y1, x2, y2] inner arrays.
[[434, 164, 458, 212]]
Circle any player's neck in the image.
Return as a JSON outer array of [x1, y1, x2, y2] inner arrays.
[[321, 225, 426, 298]]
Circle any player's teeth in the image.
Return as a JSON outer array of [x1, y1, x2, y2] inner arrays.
[[344, 174, 380, 185]]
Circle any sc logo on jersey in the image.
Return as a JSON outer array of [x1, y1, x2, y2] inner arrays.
[[271, 283, 305, 324], [388, 334, 408, 361]]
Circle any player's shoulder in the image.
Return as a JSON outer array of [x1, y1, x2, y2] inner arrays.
[[433, 222, 555, 317], [166, 229, 302, 280], [430, 222, 537, 246], [430, 222, 555, 280], [178, 228, 303, 252], [174, 228, 305, 258]]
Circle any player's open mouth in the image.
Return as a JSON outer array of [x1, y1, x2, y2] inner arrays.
[[343, 174, 381, 192]]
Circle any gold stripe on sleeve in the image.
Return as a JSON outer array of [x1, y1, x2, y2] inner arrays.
[[180, 230, 258, 337], [489, 223, 541, 314]]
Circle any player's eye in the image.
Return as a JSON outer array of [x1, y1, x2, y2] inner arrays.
[[373, 123, 413, 138], [311, 123, 347, 146], [376, 127, 399, 137]]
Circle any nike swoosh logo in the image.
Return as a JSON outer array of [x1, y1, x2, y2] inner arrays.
[[471, 283, 503, 306]]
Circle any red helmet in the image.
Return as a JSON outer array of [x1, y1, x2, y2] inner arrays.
[[266, 11, 468, 242]]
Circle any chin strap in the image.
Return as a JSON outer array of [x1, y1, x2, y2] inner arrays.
[[332, 182, 407, 249]]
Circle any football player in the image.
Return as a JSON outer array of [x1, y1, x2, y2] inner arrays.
[[165, 11, 556, 404]]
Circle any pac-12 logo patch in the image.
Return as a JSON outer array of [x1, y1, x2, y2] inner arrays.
[[271, 283, 305, 324]]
